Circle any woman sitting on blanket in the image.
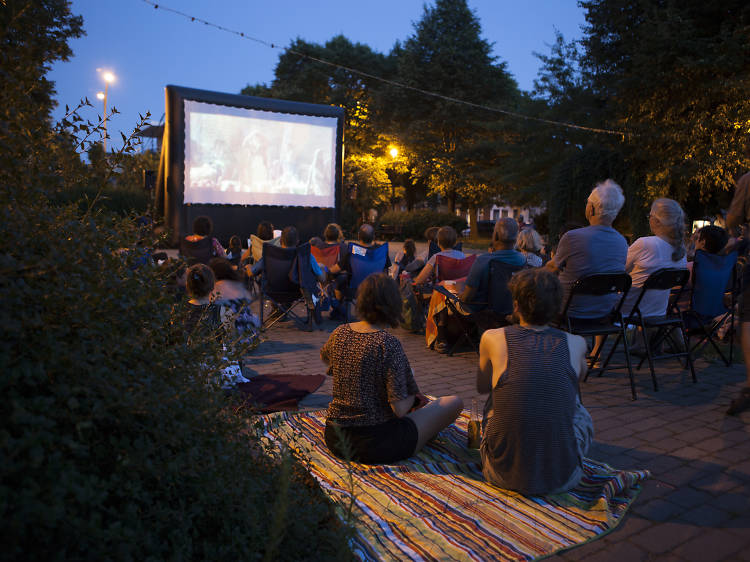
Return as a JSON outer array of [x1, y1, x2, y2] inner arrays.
[[322, 273, 463, 464], [478, 268, 593, 495]]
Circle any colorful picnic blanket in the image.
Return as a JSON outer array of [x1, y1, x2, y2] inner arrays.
[[258, 409, 650, 561]]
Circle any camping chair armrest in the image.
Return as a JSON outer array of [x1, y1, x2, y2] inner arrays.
[[433, 285, 461, 303]]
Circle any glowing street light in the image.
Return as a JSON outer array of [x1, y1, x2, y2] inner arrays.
[[97, 69, 116, 152], [389, 146, 399, 159]]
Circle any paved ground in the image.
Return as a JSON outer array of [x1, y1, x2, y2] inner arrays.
[[243, 297, 750, 561]]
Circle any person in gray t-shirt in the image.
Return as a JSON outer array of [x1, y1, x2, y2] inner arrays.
[[547, 180, 628, 355]]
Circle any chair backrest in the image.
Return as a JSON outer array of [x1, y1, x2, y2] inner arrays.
[[311, 244, 340, 270], [349, 242, 389, 290], [261, 242, 300, 299], [692, 250, 738, 318], [487, 260, 525, 316], [179, 236, 213, 265], [630, 268, 689, 316], [562, 272, 632, 317], [435, 253, 477, 282], [428, 240, 463, 261]]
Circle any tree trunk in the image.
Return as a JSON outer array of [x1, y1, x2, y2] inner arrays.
[[469, 206, 479, 239]]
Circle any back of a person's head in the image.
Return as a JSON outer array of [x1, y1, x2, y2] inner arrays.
[[257, 221, 274, 241], [228, 235, 241, 250], [509, 268, 562, 326], [324, 223, 343, 243], [309, 236, 324, 248], [650, 198, 686, 261], [403, 239, 416, 257], [492, 217, 519, 245], [358, 223, 375, 245], [698, 225, 729, 255], [192, 215, 213, 237], [355, 273, 402, 328], [424, 226, 439, 242], [281, 226, 299, 247], [437, 226, 457, 250], [516, 228, 542, 253], [588, 179, 625, 221], [209, 257, 240, 281], [186, 263, 215, 298]]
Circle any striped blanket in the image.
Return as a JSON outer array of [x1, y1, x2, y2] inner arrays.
[[259, 409, 649, 561]]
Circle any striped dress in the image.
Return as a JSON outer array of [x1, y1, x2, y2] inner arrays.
[[481, 325, 581, 495]]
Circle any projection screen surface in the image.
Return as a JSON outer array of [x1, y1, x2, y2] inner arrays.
[[184, 100, 337, 207]]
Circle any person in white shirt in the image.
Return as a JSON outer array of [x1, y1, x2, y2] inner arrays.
[[621, 198, 688, 318]]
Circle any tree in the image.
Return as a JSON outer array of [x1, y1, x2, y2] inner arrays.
[[380, 0, 519, 219]]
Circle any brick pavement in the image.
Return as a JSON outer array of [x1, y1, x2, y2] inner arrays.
[[244, 304, 750, 561]]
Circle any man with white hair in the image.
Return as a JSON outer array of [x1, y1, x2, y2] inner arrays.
[[547, 179, 628, 318]]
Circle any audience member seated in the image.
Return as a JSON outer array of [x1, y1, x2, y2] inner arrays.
[[621, 198, 687, 318], [413, 227, 466, 285], [226, 235, 243, 266], [516, 228, 544, 268], [420, 226, 440, 263], [477, 268, 593, 495], [184, 263, 221, 337], [328, 224, 392, 316], [460, 218, 525, 312], [309, 236, 325, 249], [547, 179, 627, 357], [322, 273, 463, 464], [324, 222, 346, 246], [184, 216, 226, 260], [247, 226, 326, 283], [392, 238, 418, 279], [242, 221, 280, 264], [209, 257, 258, 340]]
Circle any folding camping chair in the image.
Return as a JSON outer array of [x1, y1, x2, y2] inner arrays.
[[623, 268, 695, 391], [685, 249, 738, 366], [342, 242, 389, 321], [560, 273, 637, 399], [435, 259, 524, 356], [413, 253, 478, 321], [179, 236, 213, 265], [258, 242, 313, 332]]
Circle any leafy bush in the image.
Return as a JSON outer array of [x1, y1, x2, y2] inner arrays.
[[0, 197, 353, 560], [1, 3, 352, 557], [49, 183, 151, 216], [379, 209, 468, 240]]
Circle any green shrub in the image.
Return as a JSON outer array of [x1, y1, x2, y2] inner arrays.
[[49, 183, 151, 216], [0, 197, 353, 560], [378, 209, 467, 240]]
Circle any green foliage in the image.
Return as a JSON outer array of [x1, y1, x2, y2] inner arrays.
[[379, 209, 467, 240], [1, 2, 353, 559], [48, 183, 151, 216]]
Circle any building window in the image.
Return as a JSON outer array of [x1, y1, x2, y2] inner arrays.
[[492, 209, 500, 221], [501, 209, 509, 218], [513, 208, 519, 218]]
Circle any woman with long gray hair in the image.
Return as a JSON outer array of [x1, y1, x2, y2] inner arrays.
[[621, 198, 688, 317]]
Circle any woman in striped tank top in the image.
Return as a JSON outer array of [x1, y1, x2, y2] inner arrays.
[[477, 268, 594, 495]]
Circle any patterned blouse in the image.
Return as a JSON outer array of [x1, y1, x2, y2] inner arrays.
[[323, 324, 419, 427]]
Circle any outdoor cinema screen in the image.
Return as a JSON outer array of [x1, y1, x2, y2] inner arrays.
[[183, 100, 337, 208]]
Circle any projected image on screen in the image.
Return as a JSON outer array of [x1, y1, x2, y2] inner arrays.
[[184, 100, 337, 207]]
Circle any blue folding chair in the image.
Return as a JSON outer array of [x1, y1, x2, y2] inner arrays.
[[685, 250, 738, 366], [343, 242, 389, 321]]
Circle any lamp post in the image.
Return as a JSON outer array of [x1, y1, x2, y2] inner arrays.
[[388, 145, 400, 212], [98, 71, 115, 153]]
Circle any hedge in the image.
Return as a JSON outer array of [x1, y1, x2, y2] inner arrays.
[[378, 209, 468, 240]]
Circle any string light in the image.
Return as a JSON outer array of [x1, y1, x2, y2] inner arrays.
[[141, 0, 629, 137]]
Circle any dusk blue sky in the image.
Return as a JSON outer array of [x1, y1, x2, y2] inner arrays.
[[50, 0, 586, 149]]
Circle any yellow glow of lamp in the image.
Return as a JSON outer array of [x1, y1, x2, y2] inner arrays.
[[102, 71, 116, 83], [96, 91, 105, 100], [389, 147, 399, 158]]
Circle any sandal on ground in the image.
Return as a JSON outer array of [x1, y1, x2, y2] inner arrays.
[[726, 387, 750, 416]]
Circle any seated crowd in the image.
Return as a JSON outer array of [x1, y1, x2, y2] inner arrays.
[[169, 178, 744, 495]]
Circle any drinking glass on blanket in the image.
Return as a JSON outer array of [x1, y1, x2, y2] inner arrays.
[[467, 399, 481, 449]]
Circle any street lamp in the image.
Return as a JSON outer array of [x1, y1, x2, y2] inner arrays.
[[389, 147, 399, 159], [98, 70, 116, 153]]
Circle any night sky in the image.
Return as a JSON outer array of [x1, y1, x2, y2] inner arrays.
[[49, 0, 585, 149]]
